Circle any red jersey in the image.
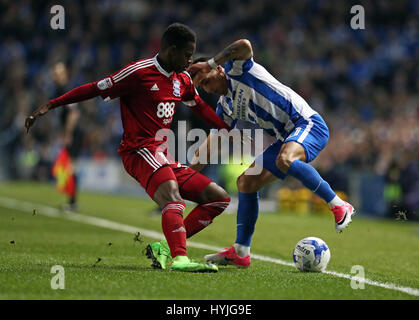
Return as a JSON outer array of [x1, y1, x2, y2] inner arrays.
[[96, 55, 199, 153]]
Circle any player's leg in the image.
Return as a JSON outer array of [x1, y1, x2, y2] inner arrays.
[[139, 155, 217, 272], [178, 168, 231, 238], [121, 148, 216, 271], [205, 163, 277, 267], [234, 163, 276, 254], [141, 168, 186, 268], [276, 114, 355, 232], [145, 168, 217, 272]]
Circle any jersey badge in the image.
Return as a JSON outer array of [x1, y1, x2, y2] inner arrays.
[[173, 80, 181, 97], [97, 77, 113, 90]]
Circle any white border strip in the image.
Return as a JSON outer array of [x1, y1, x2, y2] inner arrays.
[[0, 196, 418, 297]]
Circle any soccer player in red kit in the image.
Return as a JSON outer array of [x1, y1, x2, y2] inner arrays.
[[25, 23, 231, 272]]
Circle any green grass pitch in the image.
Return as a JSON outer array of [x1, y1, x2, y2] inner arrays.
[[0, 181, 418, 300]]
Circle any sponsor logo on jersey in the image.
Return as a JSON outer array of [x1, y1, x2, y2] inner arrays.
[[233, 83, 250, 120], [172, 80, 181, 97], [157, 102, 175, 118], [150, 83, 159, 91], [97, 77, 113, 90], [162, 118, 172, 125]]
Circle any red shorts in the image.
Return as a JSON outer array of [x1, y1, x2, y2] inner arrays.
[[120, 145, 213, 200]]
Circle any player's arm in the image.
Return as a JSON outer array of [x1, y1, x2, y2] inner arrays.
[[25, 82, 100, 133], [188, 97, 231, 131], [25, 63, 140, 133], [187, 39, 253, 75], [189, 131, 220, 172]]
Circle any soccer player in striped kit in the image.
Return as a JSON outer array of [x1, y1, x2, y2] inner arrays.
[[188, 39, 355, 268], [25, 23, 232, 273]]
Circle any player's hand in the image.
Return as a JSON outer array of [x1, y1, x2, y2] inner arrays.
[[24, 102, 51, 133], [187, 61, 211, 78]]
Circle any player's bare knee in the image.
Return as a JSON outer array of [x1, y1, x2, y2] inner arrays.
[[276, 153, 293, 173], [237, 173, 258, 193], [153, 180, 183, 207], [199, 182, 230, 204]]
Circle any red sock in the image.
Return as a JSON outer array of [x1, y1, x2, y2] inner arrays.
[[184, 198, 230, 238], [161, 202, 187, 257]]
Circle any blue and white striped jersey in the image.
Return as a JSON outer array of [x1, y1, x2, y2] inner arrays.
[[216, 58, 317, 141]]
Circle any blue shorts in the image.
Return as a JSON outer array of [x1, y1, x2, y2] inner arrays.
[[254, 114, 329, 179]]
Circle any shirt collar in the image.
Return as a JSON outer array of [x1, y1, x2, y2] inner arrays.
[[153, 54, 173, 78]]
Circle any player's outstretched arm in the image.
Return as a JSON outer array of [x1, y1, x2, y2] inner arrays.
[[187, 39, 253, 76], [25, 82, 100, 133], [24, 102, 51, 133]]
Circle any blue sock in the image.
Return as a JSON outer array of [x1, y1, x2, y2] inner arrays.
[[235, 192, 259, 246], [287, 160, 336, 203]]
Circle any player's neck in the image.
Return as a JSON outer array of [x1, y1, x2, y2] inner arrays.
[[156, 54, 173, 73]]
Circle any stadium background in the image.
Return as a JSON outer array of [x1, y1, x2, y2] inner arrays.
[[0, 0, 417, 219]]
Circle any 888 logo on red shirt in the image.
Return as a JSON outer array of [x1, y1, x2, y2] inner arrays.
[[157, 102, 175, 118]]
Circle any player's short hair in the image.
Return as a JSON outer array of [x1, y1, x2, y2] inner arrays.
[[193, 57, 210, 64], [190, 56, 210, 80], [161, 23, 196, 50]]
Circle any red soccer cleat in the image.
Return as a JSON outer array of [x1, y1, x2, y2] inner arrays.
[[204, 245, 251, 267], [332, 202, 355, 233]]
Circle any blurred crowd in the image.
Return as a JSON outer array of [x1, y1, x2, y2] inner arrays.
[[0, 0, 418, 215]]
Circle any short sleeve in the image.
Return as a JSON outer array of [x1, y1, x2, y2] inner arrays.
[[225, 58, 254, 76]]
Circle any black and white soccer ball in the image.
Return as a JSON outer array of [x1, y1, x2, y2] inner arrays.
[[293, 237, 331, 272]]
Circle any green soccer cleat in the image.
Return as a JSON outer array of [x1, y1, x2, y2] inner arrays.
[[170, 256, 218, 273], [145, 240, 171, 270]]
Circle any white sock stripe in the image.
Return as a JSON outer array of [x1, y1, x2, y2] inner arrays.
[[162, 203, 186, 210], [137, 148, 161, 170], [113, 59, 153, 80], [202, 201, 230, 205], [202, 202, 230, 207], [208, 205, 228, 209], [162, 203, 186, 215], [165, 205, 185, 211], [114, 62, 154, 82]]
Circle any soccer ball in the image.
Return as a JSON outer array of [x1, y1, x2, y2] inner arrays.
[[292, 237, 331, 272]]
